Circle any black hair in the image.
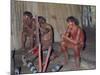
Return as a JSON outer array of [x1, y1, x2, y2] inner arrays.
[[38, 16, 46, 22], [23, 11, 33, 18], [66, 16, 79, 25]]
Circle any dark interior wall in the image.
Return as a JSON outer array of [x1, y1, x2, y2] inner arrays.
[[81, 6, 96, 28]]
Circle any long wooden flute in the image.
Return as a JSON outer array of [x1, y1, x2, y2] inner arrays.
[[35, 16, 42, 72]]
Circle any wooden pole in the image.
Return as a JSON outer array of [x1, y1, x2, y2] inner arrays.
[[35, 16, 42, 72], [38, 43, 42, 72], [43, 46, 52, 72]]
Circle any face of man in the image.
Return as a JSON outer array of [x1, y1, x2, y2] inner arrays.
[[23, 15, 31, 25], [38, 18, 45, 25], [68, 21, 74, 25], [67, 21, 75, 28]]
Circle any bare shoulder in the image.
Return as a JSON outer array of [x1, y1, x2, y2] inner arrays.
[[77, 26, 84, 34]]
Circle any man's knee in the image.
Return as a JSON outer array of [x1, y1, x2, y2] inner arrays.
[[61, 42, 67, 50], [61, 41, 66, 47]]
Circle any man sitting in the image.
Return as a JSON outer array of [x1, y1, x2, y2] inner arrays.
[[21, 11, 36, 50], [60, 16, 85, 68]]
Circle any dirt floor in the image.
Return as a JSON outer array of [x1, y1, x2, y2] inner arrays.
[[11, 27, 96, 74]]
